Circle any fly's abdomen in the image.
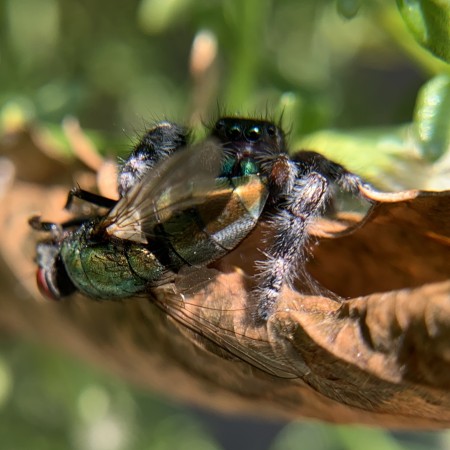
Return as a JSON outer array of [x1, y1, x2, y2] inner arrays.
[[60, 231, 167, 299], [205, 175, 268, 249], [125, 245, 168, 284], [156, 174, 268, 267]]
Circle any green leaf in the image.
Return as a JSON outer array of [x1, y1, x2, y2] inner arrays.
[[397, 0, 450, 63], [295, 75, 450, 191], [296, 117, 450, 192], [296, 125, 413, 189], [413, 74, 450, 161]]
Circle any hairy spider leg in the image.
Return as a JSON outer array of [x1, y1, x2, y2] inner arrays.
[[293, 151, 367, 195], [118, 121, 189, 196], [64, 122, 190, 214], [63, 121, 191, 221], [255, 151, 368, 322], [255, 167, 329, 320]]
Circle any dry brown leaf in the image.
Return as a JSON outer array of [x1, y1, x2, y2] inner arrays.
[[0, 140, 449, 429]]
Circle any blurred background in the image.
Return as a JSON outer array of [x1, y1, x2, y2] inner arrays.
[[0, 0, 449, 448]]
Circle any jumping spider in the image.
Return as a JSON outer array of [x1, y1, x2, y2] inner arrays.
[[31, 117, 372, 322]]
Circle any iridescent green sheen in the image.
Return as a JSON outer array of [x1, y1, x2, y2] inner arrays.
[[161, 174, 268, 265], [221, 157, 235, 176], [58, 163, 268, 299], [239, 159, 259, 176], [60, 226, 164, 299], [220, 157, 259, 177]]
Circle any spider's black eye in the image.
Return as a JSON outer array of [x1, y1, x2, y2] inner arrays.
[[266, 124, 277, 137], [244, 125, 261, 142], [215, 120, 226, 132], [226, 124, 242, 140]]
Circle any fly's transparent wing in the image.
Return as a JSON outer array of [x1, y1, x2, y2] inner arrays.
[[153, 277, 299, 379], [105, 139, 224, 243]]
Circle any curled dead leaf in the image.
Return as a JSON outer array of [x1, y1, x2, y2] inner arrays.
[[0, 141, 449, 428]]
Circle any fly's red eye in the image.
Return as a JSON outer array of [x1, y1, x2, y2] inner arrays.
[[36, 267, 60, 301]]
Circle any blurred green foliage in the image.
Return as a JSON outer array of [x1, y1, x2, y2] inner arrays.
[[2, 0, 450, 190], [1, 0, 450, 448], [397, 0, 450, 63], [0, 341, 221, 450]]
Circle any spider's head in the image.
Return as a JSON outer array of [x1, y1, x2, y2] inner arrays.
[[212, 117, 286, 177], [212, 117, 285, 152]]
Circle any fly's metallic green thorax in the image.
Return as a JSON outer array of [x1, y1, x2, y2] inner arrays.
[[33, 118, 283, 301], [58, 223, 167, 299]]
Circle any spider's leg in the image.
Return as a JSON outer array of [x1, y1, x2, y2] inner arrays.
[[118, 121, 189, 196], [293, 150, 371, 195], [255, 165, 330, 322], [254, 151, 377, 322]]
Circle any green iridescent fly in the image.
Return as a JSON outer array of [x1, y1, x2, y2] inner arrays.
[[31, 117, 370, 321], [31, 119, 277, 300]]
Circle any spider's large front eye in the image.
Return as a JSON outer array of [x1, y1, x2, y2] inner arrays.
[[226, 124, 242, 140], [244, 125, 261, 142]]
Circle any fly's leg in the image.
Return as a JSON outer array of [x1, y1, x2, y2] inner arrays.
[[254, 163, 330, 322], [29, 216, 63, 234], [29, 215, 91, 238], [64, 187, 118, 210], [118, 121, 189, 196]]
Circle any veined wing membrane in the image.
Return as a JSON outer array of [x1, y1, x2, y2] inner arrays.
[[105, 139, 224, 244]]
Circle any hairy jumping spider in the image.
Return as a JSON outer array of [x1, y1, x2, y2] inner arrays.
[[31, 117, 372, 322]]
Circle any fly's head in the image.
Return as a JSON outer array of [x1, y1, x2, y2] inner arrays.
[[34, 239, 76, 300], [29, 216, 77, 300]]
